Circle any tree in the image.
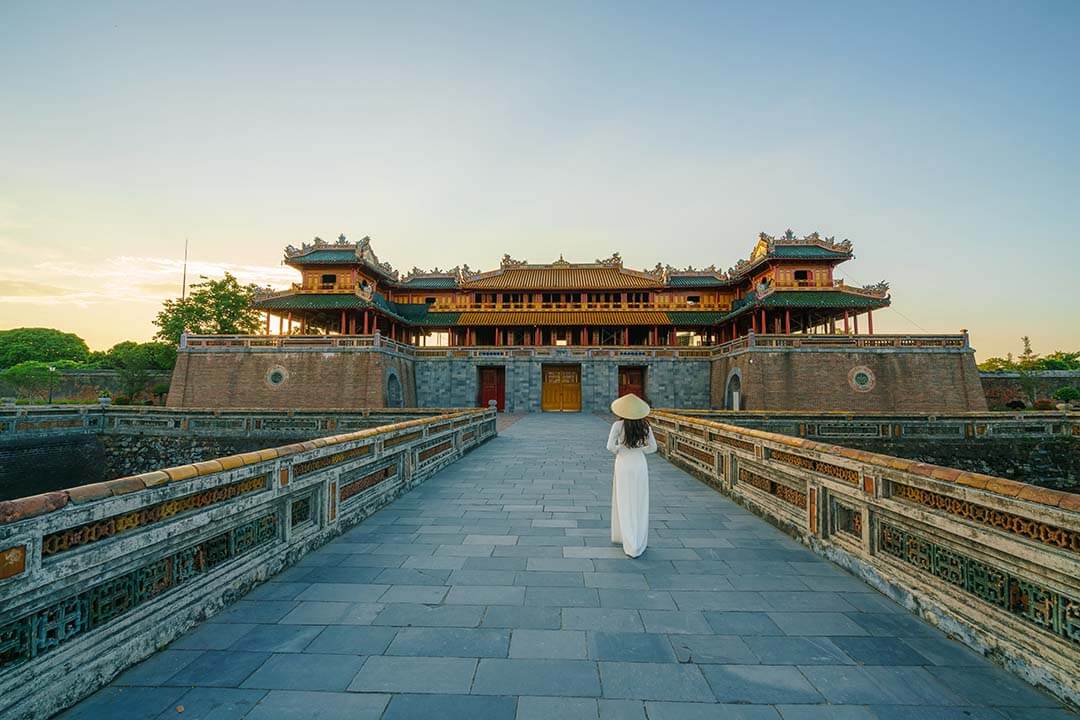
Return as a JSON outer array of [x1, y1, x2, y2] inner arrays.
[[0, 360, 78, 401], [106, 341, 178, 400], [0, 328, 89, 369], [153, 273, 263, 344]]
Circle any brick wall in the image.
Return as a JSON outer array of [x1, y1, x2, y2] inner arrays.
[[166, 345, 988, 413], [167, 350, 416, 409], [710, 348, 987, 412]]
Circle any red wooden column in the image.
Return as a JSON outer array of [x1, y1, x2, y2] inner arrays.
[[362, 311, 370, 334], [784, 309, 791, 334], [760, 309, 766, 335], [623, 326, 629, 346], [340, 310, 347, 334], [286, 312, 293, 334], [535, 327, 541, 345], [854, 313, 860, 334], [278, 315, 284, 335], [581, 326, 587, 345], [867, 309, 874, 335], [265, 313, 271, 333], [843, 310, 849, 334]]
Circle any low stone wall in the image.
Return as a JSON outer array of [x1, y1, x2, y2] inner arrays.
[[0, 408, 497, 720], [0, 370, 171, 404], [651, 410, 1079, 707], [0, 407, 458, 501], [981, 371, 1080, 409], [666, 410, 1079, 491]]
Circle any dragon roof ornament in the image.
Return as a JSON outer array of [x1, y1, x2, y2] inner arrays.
[[758, 229, 853, 253], [595, 252, 623, 268], [500, 254, 529, 268], [860, 281, 890, 297]]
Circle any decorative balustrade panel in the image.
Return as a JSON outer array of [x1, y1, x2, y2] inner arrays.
[[0, 407, 457, 443], [0, 408, 496, 720], [175, 333, 970, 360], [652, 410, 1080, 706], [667, 410, 1077, 442]]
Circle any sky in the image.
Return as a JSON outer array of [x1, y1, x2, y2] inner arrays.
[[1, 0, 1077, 360]]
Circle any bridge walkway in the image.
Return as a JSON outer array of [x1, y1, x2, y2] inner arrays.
[[59, 413, 1073, 719]]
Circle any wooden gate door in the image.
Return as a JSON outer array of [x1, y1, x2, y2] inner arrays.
[[541, 365, 581, 412], [478, 366, 506, 411], [618, 366, 645, 399]]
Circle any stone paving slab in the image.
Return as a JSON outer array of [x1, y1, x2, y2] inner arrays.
[[57, 413, 1077, 719]]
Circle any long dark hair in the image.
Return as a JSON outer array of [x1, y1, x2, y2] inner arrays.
[[621, 418, 650, 449]]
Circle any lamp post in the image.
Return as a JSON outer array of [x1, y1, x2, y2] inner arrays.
[[47, 365, 56, 404]]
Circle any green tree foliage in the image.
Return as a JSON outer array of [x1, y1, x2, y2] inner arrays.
[[0, 360, 78, 400], [105, 341, 177, 399], [0, 328, 89, 369], [1052, 386, 1080, 403], [153, 273, 263, 344], [977, 338, 1080, 372]]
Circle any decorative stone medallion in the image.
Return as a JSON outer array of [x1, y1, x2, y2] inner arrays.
[[266, 365, 289, 387], [848, 365, 876, 393]]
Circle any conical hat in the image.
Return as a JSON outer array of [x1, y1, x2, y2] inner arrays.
[[611, 393, 650, 420]]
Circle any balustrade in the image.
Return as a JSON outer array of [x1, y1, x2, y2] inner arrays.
[[0, 408, 497, 720], [650, 410, 1080, 705]]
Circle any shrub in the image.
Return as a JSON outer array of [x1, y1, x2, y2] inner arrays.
[[1052, 386, 1080, 403], [1032, 399, 1056, 411]]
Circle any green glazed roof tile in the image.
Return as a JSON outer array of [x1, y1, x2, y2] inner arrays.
[[284, 249, 359, 264]]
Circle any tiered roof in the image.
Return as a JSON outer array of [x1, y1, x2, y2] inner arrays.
[[256, 230, 888, 327]]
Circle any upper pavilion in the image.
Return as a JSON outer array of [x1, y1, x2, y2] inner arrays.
[[253, 230, 890, 346]]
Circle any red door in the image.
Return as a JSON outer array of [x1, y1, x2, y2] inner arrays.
[[618, 366, 645, 399], [479, 367, 506, 411]]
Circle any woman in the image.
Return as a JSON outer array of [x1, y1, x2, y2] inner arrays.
[[607, 393, 657, 558]]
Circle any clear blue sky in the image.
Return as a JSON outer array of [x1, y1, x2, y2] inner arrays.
[[1, 0, 1077, 358]]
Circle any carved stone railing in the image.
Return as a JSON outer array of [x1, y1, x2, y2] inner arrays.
[[650, 410, 1079, 706], [176, 333, 967, 358], [0, 406, 460, 442], [0, 408, 496, 720], [180, 332, 416, 356], [661, 409, 1078, 441]]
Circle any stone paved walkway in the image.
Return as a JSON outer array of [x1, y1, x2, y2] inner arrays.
[[59, 414, 1075, 720]]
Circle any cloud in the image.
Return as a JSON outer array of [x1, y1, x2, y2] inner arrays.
[[0, 256, 297, 306]]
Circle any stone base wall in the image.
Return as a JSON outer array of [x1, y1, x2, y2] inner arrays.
[[711, 348, 987, 412], [164, 343, 989, 413], [167, 349, 416, 409], [0, 436, 105, 502], [833, 438, 1078, 493], [414, 356, 711, 412]]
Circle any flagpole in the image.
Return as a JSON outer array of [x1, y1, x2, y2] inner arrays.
[[181, 237, 189, 301]]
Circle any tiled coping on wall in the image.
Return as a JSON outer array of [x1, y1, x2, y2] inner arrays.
[[0, 408, 496, 720], [650, 410, 1080, 707]]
